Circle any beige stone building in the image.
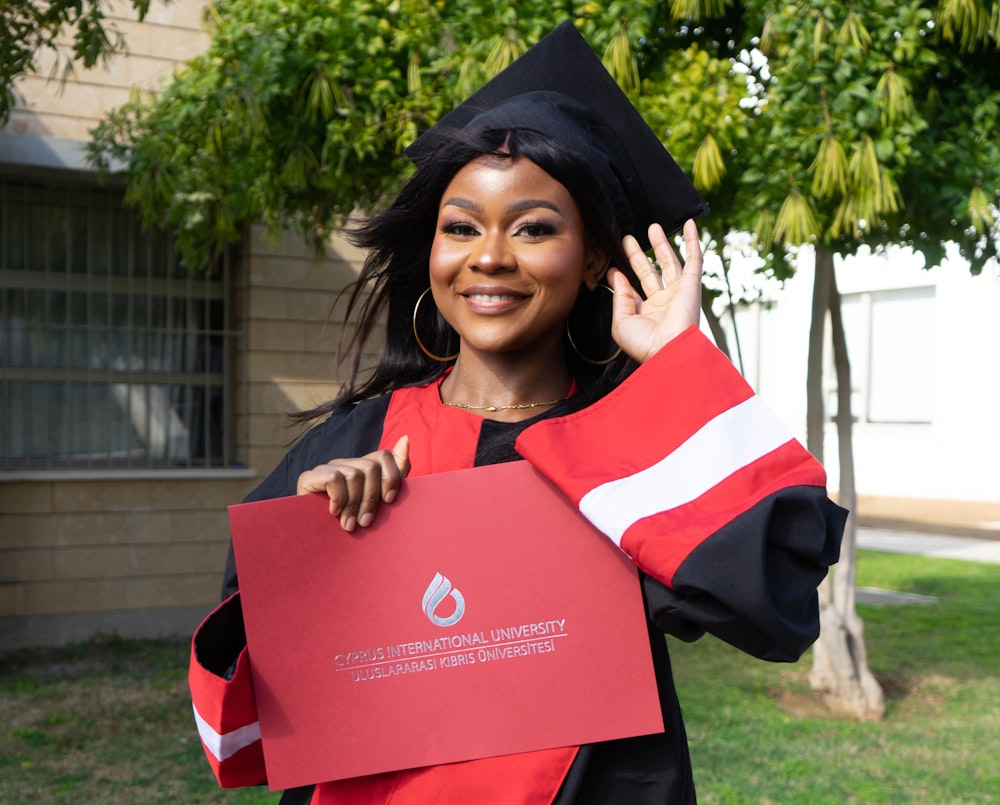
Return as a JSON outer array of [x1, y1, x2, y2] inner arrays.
[[0, 1, 364, 650]]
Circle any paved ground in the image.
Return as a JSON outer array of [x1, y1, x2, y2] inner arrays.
[[855, 525, 1000, 604], [858, 526, 1000, 565]]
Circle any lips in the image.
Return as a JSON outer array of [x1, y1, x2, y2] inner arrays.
[[459, 286, 529, 314]]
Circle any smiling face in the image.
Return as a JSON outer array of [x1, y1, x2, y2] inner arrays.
[[428, 154, 603, 365]]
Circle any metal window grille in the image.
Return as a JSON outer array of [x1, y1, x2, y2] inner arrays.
[[0, 178, 237, 469]]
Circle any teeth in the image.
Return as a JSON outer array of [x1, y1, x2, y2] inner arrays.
[[468, 293, 518, 302]]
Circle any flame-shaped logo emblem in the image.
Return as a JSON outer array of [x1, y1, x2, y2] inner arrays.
[[422, 572, 465, 627]]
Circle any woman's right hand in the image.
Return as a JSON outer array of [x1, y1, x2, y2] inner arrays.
[[296, 435, 410, 532]]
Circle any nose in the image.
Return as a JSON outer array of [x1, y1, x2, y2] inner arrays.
[[470, 230, 514, 273]]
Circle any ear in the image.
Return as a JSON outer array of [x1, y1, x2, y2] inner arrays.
[[583, 245, 609, 291]]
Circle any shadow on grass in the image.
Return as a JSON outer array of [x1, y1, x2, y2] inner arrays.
[[0, 636, 187, 680], [857, 553, 999, 684]]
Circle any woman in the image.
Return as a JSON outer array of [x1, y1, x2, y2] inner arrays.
[[190, 22, 845, 805]]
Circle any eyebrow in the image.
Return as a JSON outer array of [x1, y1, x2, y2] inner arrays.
[[441, 197, 564, 216]]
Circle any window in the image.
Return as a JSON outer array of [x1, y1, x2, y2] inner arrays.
[[831, 287, 934, 424], [1, 178, 236, 469]]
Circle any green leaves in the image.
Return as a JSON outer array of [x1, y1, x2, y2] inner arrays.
[[1, 0, 155, 124], [968, 184, 996, 235], [80, 0, 998, 276], [836, 8, 872, 57], [669, 0, 733, 22], [483, 30, 526, 77], [774, 189, 819, 245], [875, 66, 913, 125], [738, 0, 998, 268], [304, 68, 337, 123], [86, 1, 676, 268], [810, 134, 848, 200], [936, 0, 1000, 53], [90, 0, 457, 267], [693, 133, 726, 192], [602, 25, 639, 95]]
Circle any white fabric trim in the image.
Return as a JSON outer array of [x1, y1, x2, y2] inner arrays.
[[193, 703, 261, 762], [579, 395, 794, 546]]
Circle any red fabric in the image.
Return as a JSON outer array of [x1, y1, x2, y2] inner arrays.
[[515, 326, 754, 505], [189, 596, 267, 788], [620, 442, 826, 585], [517, 326, 828, 586], [380, 378, 483, 476], [210, 740, 267, 790], [294, 379, 579, 804], [312, 749, 580, 805]]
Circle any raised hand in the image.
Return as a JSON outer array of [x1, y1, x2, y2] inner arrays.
[[296, 435, 410, 532], [608, 219, 703, 364]]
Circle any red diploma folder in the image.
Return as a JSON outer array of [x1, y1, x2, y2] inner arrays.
[[229, 460, 663, 790]]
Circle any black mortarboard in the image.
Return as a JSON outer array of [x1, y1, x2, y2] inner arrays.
[[406, 21, 709, 247]]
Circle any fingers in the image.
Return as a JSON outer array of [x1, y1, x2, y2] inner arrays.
[[296, 435, 411, 532], [607, 266, 641, 321], [647, 223, 680, 282], [675, 219, 703, 285], [608, 219, 704, 363], [622, 232, 662, 299], [622, 220, 703, 298], [381, 435, 410, 505]]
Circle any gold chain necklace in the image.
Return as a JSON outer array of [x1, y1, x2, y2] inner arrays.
[[441, 396, 567, 412]]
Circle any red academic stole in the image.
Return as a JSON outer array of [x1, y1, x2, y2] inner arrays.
[[308, 381, 580, 804]]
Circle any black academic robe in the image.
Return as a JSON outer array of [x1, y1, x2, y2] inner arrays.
[[190, 326, 846, 804]]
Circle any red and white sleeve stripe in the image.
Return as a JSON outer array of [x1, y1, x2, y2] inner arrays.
[[516, 326, 827, 586], [188, 596, 268, 788]]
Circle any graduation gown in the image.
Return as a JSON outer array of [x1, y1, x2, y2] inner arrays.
[[189, 326, 846, 804]]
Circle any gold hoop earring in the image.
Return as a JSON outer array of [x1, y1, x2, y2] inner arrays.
[[413, 288, 459, 362], [566, 285, 622, 366]]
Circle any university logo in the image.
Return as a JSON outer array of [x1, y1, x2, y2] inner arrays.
[[422, 572, 465, 627]]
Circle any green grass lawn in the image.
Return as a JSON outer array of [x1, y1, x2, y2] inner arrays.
[[1, 549, 997, 804], [672, 550, 1000, 804]]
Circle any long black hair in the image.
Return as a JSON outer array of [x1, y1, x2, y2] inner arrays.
[[292, 126, 645, 425]]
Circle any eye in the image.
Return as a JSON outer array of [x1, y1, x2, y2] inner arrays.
[[440, 220, 480, 238], [515, 220, 558, 239]]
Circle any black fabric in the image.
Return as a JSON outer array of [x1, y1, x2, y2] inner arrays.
[[475, 393, 588, 465], [648, 491, 846, 662], [192, 593, 247, 680], [553, 595, 696, 805], [278, 785, 315, 805], [213, 388, 842, 803]]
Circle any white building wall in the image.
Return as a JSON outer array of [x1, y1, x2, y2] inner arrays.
[[716, 245, 1000, 507]]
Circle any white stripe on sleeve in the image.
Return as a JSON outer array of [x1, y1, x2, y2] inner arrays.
[[193, 703, 261, 762], [579, 395, 794, 547]]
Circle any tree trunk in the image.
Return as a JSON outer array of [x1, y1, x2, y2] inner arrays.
[[701, 289, 731, 361], [807, 247, 885, 721], [805, 249, 829, 463]]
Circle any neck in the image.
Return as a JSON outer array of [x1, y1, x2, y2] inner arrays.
[[439, 350, 573, 422]]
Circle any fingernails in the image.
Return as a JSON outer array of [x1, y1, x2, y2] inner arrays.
[[343, 515, 357, 532], [358, 512, 373, 528]]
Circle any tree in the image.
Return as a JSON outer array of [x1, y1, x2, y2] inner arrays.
[[88, 0, 675, 269], [0, 0, 163, 125], [634, 0, 997, 719], [729, 0, 1000, 720]]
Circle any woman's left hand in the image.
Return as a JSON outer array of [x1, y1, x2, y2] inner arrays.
[[607, 219, 703, 364]]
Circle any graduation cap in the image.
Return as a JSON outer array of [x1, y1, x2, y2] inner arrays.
[[406, 21, 709, 247]]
